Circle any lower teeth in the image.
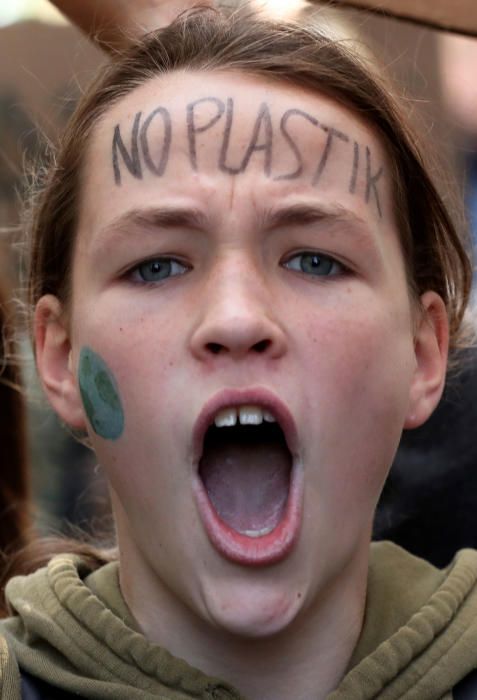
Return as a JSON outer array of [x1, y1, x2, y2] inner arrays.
[[238, 525, 275, 539]]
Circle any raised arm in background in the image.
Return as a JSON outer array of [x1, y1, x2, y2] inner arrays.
[[48, 0, 215, 51]]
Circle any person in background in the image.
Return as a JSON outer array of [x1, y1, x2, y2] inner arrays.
[[439, 34, 477, 250], [374, 31, 477, 566], [0, 277, 30, 616]]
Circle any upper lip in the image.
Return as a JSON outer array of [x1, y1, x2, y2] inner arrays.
[[193, 387, 298, 464]]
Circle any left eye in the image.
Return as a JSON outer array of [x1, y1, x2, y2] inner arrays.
[[131, 258, 188, 283], [284, 252, 343, 277]]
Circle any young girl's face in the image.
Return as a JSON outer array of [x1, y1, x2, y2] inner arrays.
[[39, 70, 447, 639]]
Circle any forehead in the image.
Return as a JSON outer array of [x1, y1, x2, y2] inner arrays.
[[80, 70, 395, 240]]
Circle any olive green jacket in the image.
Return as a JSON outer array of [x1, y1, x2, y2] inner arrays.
[[1, 542, 477, 699]]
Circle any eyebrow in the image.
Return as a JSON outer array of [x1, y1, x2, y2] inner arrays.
[[260, 202, 378, 257], [93, 201, 375, 253], [260, 202, 372, 235], [97, 206, 209, 242]]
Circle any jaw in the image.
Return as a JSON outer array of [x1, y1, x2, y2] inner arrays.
[[111, 437, 373, 645]]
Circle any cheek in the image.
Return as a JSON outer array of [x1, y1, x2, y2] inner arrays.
[[298, 303, 415, 502], [76, 305, 187, 402], [74, 311, 192, 491], [301, 296, 415, 405]]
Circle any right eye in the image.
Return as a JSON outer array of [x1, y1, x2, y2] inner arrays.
[[130, 258, 188, 284]]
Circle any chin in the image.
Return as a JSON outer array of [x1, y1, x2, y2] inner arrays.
[[202, 578, 303, 639]]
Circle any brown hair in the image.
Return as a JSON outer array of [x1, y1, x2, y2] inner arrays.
[[27, 7, 472, 351]]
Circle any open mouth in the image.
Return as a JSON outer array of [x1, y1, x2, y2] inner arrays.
[[194, 397, 302, 566], [199, 407, 292, 537]]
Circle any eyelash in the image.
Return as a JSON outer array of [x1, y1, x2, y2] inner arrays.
[[126, 251, 347, 286]]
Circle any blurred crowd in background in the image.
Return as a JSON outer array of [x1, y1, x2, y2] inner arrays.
[[1, 0, 477, 566]]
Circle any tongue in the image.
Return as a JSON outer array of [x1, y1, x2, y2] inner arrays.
[[199, 427, 291, 535]]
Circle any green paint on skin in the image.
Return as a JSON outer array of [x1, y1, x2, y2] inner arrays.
[[78, 347, 124, 440]]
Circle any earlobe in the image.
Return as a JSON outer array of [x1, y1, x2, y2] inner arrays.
[[404, 291, 449, 429], [35, 295, 86, 430]]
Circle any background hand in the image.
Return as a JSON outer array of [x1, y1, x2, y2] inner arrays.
[[49, 0, 217, 52]]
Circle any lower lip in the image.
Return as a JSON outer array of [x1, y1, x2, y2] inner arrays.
[[193, 465, 303, 566]]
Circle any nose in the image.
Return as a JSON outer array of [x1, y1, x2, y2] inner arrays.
[[189, 262, 287, 362]]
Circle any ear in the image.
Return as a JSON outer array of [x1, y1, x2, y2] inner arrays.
[[34, 295, 86, 430], [404, 291, 449, 429]]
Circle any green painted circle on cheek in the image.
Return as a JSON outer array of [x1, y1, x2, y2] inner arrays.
[[78, 346, 124, 440]]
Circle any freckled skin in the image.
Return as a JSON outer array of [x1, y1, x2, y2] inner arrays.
[[69, 71, 422, 656]]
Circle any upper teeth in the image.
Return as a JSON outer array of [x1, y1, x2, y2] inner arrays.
[[214, 405, 277, 428]]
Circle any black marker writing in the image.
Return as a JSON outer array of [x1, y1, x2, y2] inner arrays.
[[349, 140, 359, 194], [312, 126, 349, 186], [140, 107, 172, 177], [219, 98, 242, 175], [275, 109, 319, 181], [365, 146, 383, 217], [111, 96, 386, 221], [112, 111, 142, 186], [187, 97, 225, 171], [239, 102, 273, 176]]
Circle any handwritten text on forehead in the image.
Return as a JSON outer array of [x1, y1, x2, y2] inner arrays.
[[111, 96, 384, 217]]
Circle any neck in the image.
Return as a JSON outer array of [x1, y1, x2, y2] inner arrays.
[[119, 543, 369, 700]]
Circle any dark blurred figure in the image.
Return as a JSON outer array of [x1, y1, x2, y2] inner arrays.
[[375, 347, 477, 567], [0, 280, 30, 614], [374, 32, 477, 567]]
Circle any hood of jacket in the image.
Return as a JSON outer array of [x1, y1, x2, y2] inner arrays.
[[2, 541, 477, 700]]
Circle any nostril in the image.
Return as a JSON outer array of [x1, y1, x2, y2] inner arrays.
[[253, 339, 271, 353], [205, 339, 271, 355], [207, 342, 224, 355]]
